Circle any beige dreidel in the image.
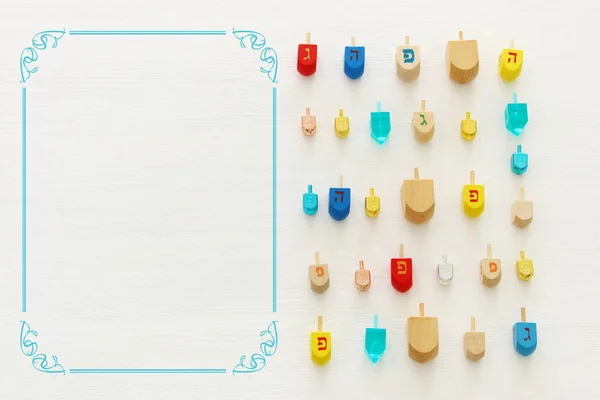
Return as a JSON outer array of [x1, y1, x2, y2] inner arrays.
[[412, 100, 435, 143], [355, 260, 371, 292], [301, 107, 316, 136], [407, 302, 439, 363], [396, 36, 421, 82], [480, 244, 502, 287], [463, 317, 486, 361], [401, 167, 435, 224], [446, 30, 479, 84], [511, 186, 533, 228], [308, 251, 330, 293]]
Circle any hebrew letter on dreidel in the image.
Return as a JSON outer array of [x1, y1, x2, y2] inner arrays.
[[397, 260, 407, 274], [317, 337, 328, 350], [469, 189, 479, 202], [316, 267, 324, 277], [508, 51, 517, 63], [403, 49, 415, 63]]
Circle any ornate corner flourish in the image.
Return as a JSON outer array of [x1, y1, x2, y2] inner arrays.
[[19, 321, 66, 375], [19, 28, 66, 84], [232, 321, 278, 375], [232, 29, 278, 84]]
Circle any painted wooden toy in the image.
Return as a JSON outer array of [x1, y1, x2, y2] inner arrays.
[[396, 36, 420, 81], [301, 107, 316, 136], [407, 303, 439, 363], [446, 31, 479, 84], [365, 315, 386, 363], [436, 254, 453, 286], [511, 186, 533, 228], [355, 260, 371, 292], [370, 101, 391, 144], [344, 36, 365, 79], [391, 244, 413, 293], [401, 168, 435, 224], [365, 188, 380, 218], [511, 145, 528, 175], [309, 251, 330, 293], [412, 100, 434, 143], [464, 317, 485, 361], [480, 244, 502, 288], [328, 175, 351, 221], [505, 93, 528, 136], [462, 170, 485, 218], [513, 307, 537, 357], [461, 111, 477, 141], [499, 40, 523, 82], [311, 316, 331, 365], [516, 250, 534, 281], [297, 32, 317, 76], [334, 109, 349, 138], [303, 184, 318, 215]]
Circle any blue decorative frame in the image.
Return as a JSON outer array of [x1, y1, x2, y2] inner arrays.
[[18, 28, 278, 376]]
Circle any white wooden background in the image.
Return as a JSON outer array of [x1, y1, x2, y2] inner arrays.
[[1, 0, 600, 399]]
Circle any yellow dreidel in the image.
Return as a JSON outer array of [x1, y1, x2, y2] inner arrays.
[[463, 317, 485, 361], [498, 40, 523, 82], [407, 303, 439, 363], [462, 170, 485, 218], [311, 316, 331, 366], [516, 250, 534, 281], [480, 244, 502, 288], [365, 188, 380, 218], [334, 109, 349, 138], [461, 111, 477, 141]]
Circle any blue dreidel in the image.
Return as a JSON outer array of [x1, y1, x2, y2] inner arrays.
[[511, 145, 529, 175], [370, 101, 391, 145], [303, 184, 318, 215], [328, 175, 351, 221], [344, 36, 365, 80], [505, 93, 528, 136], [513, 307, 537, 357], [365, 314, 387, 363]]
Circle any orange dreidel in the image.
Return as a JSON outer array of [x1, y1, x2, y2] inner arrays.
[[463, 317, 486, 361], [301, 107, 316, 136], [297, 32, 317, 76], [480, 244, 502, 288], [407, 303, 439, 363], [308, 251, 330, 294], [355, 260, 371, 292], [391, 244, 413, 293], [311, 316, 331, 365]]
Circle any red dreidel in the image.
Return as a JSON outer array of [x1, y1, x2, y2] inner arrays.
[[391, 244, 413, 293], [297, 32, 317, 76]]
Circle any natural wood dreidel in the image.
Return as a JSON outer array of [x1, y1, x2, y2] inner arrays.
[[446, 30, 479, 84], [311, 316, 331, 365], [412, 100, 434, 143], [463, 317, 485, 361], [511, 186, 533, 228], [480, 244, 502, 288], [308, 251, 330, 293], [355, 260, 371, 292], [513, 307, 537, 357], [401, 168, 435, 224], [396, 36, 420, 81], [498, 39, 523, 82], [462, 170, 485, 218], [407, 303, 439, 363], [515, 250, 534, 281], [301, 107, 316, 136]]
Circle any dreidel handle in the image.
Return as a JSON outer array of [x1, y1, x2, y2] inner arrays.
[[466, 111, 471, 120], [414, 168, 419, 179], [458, 30, 464, 40], [351, 36, 356, 46], [399, 243, 404, 257], [339, 174, 343, 188], [513, 92, 518, 103], [421, 100, 426, 111], [308, 184, 313, 193], [521, 307, 526, 322], [487, 244, 492, 258], [306, 107, 310, 115], [315, 251, 320, 265], [306, 32, 311, 44], [373, 314, 379, 328], [419, 302, 425, 317], [376, 101, 382, 113], [369, 188, 374, 197], [470, 170, 475, 185], [520, 186, 525, 199], [471, 317, 476, 332], [442, 254, 448, 264], [339, 109, 344, 117], [317, 315, 322, 331], [510, 39, 514, 48], [405, 36, 410, 45], [520, 250, 525, 260]]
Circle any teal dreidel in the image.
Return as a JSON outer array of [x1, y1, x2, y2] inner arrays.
[[344, 36, 365, 79], [303, 184, 318, 215], [511, 145, 528, 175], [365, 314, 387, 363], [370, 101, 391, 144], [513, 307, 537, 357], [505, 93, 528, 136], [328, 175, 351, 221]]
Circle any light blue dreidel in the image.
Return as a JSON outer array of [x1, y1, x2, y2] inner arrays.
[[511, 145, 528, 175], [505, 93, 528, 136], [513, 307, 537, 357], [328, 175, 351, 221], [365, 314, 386, 363], [303, 184, 318, 215], [344, 36, 365, 80], [370, 101, 391, 144]]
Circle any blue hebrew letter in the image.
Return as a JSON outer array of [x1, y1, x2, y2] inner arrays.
[[403, 49, 415, 63]]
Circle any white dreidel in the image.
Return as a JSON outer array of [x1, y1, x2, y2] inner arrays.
[[437, 254, 454, 285]]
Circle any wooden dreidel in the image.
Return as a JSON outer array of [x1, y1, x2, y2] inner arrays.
[[344, 36, 365, 80], [297, 32, 317, 76], [513, 307, 537, 357], [303, 184, 318, 215], [515, 250, 534, 281], [463, 317, 485, 361], [446, 30, 479, 84], [498, 40, 523, 82], [480, 244, 502, 288], [334, 109, 349, 138], [407, 303, 439, 363], [462, 170, 485, 218], [364, 188, 380, 218], [365, 315, 387, 363], [370, 101, 391, 145], [328, 175, 351, 221], [311, 316, 331, 365], [401, 168, 435, 224], [511, 186, 533, 228], [391, 244, 413, 293], [461, 111, 477, 141], [396, 36, 420, 82], [355, 260, 371, 292], [301, 107, 316, 136], [412, 100, 434, 143], [505, 93, 529, 136], [436, 254, 454, 286], [511, 145, 528, 175], [308, 251, 330, 293]]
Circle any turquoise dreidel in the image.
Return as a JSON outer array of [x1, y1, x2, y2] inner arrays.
[[511, 145, 529, 175], [303, 184, 318, 215], [344, 36, 365, 80], [513, 307, 537, 357], [505, 93, 528, 136], [370, 101, 391, 144], [328, 175, 351, 221], [365, 314, 386, 363]]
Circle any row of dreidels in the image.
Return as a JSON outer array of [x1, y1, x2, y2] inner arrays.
[[303, 172, 533, 226], [310, 306, 537, 366]]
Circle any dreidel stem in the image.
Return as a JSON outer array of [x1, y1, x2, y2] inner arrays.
[[306, 32, 311, 44], [510, 39, 514, 48], [470, 170, 475, 185], [421, 100, 426, 111], [339, 109, 343, 117], [369, 188, 374, 196], [317, 315, 322, 331], [414, 168, 419, 179], [513, 93, 518, 103], [376, 101, 381, 113], [487, 244, 492, 259], [405, 36, 410, 45], [442, 254, 447, 264], [359, 260, 364, 270], [399, 243, 404, 257], [471, 317, 476, 332], [459, 30, 464, 40], [521, 307, 526, 322], [306, 107, 310, 115], [308, 184, 313, 193], [315, 251, 320, 265], [520, 250, 525, 260], [517, 145, 522, 153], [520, 186, 525, 199], [419, 302, 425, 317], [466, 111, 471, 119], [351, 36, 356, 46], [339, 174, 343, 188], [373, 314, 379, 328]]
